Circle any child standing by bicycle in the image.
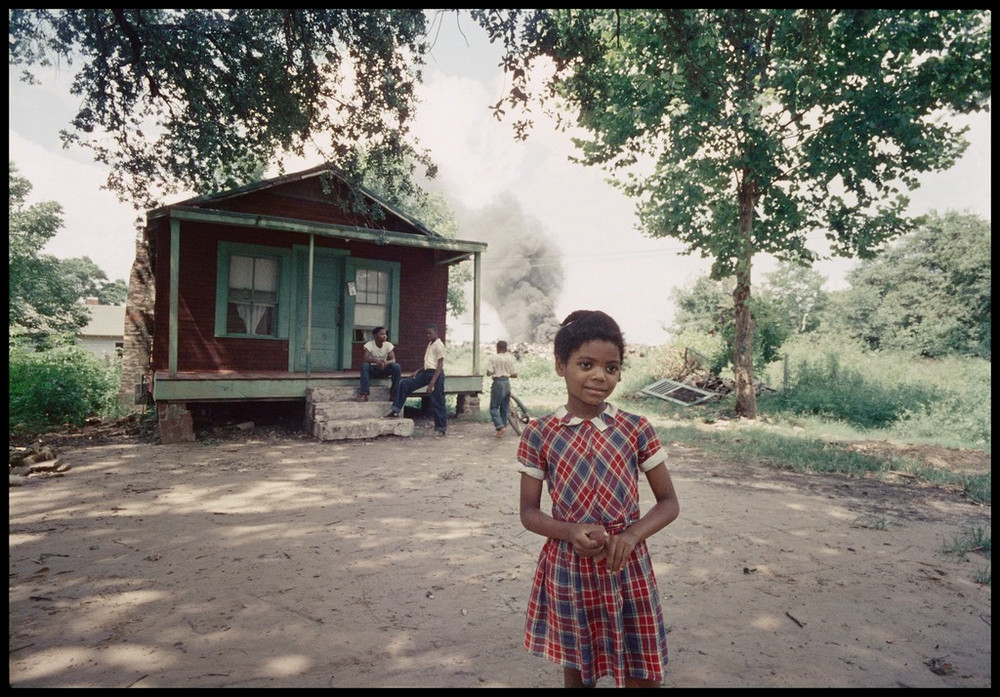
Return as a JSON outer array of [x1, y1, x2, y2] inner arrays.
[[487, 339, 518, 438], [516, 310, 680, 688]]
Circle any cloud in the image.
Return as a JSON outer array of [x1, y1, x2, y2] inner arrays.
[[9, 130, 142, 282]]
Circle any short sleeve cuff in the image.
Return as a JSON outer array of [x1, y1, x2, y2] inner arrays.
[[640, 448, 668, 472], [517, 464, 545, 480]]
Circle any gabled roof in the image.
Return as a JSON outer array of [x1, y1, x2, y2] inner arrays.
[[144, 164, 486, 257], [148, 163, 438, 236]]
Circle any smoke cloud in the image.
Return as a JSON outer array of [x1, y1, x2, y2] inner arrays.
[[458, 193, 564, 344]]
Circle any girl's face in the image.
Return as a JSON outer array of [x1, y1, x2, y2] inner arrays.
[[555, 339, 621, 418]]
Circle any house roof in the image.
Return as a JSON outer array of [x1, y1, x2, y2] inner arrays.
[[82, 304, 126, 338], [145, 164, 486, 257]]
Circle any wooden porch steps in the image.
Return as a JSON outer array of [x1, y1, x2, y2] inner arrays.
[[305, 385, 414, 441]]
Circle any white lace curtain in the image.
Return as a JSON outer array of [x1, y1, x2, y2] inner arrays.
[[229, 255, 277, 334]]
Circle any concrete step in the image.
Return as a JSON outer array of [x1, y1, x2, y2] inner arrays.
[[312, 416, 414, 440], [305, 385, 411, 441], [310, 400, 393, 420], [307, 385, 392, 403]]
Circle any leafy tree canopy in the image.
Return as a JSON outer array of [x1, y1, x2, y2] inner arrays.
[[833, 210, 991, 358], [10, 161, 83, 334], [59, 257, 129, 306], [9, 162, 125, 337], [478, 9, 990, 269], [9, 9, 436, 210], [474, 8, 991, 416]]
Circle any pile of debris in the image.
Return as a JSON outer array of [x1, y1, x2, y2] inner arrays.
[[9, 442, 70, 486]]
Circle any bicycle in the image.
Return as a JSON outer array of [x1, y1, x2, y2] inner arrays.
[[507, 391, 531, 435]]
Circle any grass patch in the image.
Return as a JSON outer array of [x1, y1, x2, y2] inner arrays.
[[943, 525, 992, 586], [852, 514, 897, 530], [943, 525, 992, 561], [469, 338, 991, 505]]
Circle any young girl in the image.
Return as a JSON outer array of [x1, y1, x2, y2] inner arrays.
[[516, 310, 680, 688]]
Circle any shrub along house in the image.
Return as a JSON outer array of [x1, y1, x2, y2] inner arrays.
[[123, 164, 487, 443]]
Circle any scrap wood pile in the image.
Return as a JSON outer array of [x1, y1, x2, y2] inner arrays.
[[9, 413, 159, 486], [676, 372, 777, 397], [9, 442, 69, 486]]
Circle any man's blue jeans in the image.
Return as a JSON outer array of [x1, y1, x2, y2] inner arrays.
[[360, 362, 402, 398], [392, 369, 447, 433], [489, 377, 511, 430]]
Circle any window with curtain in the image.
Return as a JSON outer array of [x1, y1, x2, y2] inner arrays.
[[353, 267, 389, 341], [226, 255, 278, 336]]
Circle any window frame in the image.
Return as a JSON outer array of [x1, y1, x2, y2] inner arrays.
[[214, 242, 292, 339], [345, 258, 400, 347]]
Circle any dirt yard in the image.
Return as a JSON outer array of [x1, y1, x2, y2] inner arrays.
[[9, 414, 992, 688]]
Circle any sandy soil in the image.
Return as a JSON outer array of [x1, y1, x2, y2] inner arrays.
[[9, 416, 992, 688]]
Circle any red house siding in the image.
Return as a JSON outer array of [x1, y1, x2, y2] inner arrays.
[[390, 262, 450, 371], [149, 219, 451, 374]]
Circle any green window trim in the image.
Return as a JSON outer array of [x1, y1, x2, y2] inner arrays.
[[215, 242, 293, 339], [344, 258, 401, 352]]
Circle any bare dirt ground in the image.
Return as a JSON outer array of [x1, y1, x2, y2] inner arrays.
[[9, 414, 992, 688]]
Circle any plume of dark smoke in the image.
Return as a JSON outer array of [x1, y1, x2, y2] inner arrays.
[[458, 193, 563, 344]]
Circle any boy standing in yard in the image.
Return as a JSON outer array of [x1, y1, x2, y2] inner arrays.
[[487, 340, 518, 438]]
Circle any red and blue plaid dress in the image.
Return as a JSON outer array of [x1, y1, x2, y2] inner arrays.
[[517, 403, 670, 687]]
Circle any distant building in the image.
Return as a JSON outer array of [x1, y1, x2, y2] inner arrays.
[[80, 297, 125, 364]]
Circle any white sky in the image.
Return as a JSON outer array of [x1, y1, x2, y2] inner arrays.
[[8, 12, 991, 345]]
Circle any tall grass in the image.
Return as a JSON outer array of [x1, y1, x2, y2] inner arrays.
[[451, 334, 991, 504], [760, 334, 991, 450], [758, 353, 942, 428]]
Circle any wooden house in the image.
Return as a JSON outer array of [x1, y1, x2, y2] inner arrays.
[[129, 164, 487, 442]]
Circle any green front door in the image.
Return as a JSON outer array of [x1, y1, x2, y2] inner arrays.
[[293, 247, 345, 372]]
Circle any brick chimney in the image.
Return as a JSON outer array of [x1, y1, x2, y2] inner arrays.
[[117, 231, 156, 411]]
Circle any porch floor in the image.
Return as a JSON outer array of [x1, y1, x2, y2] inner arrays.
[[151, 369, 485, 403]]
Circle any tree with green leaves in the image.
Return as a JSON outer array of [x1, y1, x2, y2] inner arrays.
[[473, 9, 991, 417], [9, 9, 435, 211], [9, 162, 88, 334], [758, 262, 830, 335], [58, 257, 129, 306], [833, 210, 991, 359], [10, 162, 130, 338]]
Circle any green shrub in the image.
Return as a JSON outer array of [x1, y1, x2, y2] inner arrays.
[[9, 339, 121, 435], [890, 363, 992, 449], [759, 352, 941, 429], [759, 335, 991, 449]]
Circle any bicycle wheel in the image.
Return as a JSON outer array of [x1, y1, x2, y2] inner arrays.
[[507, 394, 530, 435]]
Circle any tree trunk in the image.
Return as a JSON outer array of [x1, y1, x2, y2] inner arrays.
[[733, 180, 757, 419]]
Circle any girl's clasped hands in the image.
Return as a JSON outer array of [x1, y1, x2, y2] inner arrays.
[[569, 523, 640, 572]]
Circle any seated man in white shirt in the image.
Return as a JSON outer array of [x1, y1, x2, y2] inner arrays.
[[358, 326, 401, 402]]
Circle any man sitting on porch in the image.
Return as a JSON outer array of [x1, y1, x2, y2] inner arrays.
[[384, 323, 447, 436], [358, 326, 402, 402]]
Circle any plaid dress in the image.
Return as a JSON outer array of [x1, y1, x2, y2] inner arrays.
[[516, 403, 670, 687]]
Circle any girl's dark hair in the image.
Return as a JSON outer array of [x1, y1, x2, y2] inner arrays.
[[553, 310, 625, 363]]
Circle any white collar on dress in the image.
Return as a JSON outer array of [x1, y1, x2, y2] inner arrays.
[[554, 402, 618, 432]]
